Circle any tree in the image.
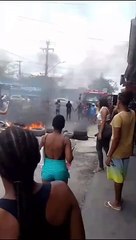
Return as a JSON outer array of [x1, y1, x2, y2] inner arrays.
[[88, 74, 118, 94], [0, 50, 11, 77]]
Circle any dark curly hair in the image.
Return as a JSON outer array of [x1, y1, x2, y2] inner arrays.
[[52, 115, 65, 132], [0, 126, 40, 238], [99, 97, 109, 109], [118, 91, 133, 107]]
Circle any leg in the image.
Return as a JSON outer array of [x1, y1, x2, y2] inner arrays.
[[66, 111, 68, 120], [103, 137, 110, 154], [69, 111, 71, 120], [106, 159, 129, 209], [114, 182, 123, 206], [96, 138, 104, 169]]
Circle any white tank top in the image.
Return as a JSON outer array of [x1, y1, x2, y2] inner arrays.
[[97, 107, 110, 122]]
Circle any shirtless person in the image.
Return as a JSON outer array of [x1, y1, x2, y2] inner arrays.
[[40, 115, 73, 183]]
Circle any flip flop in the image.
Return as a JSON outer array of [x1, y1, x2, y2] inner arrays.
[[93, 168, 104, 173], [104, 201, 121, 211]]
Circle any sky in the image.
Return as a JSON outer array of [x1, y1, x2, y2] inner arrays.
[[0, 1, 136, 87]]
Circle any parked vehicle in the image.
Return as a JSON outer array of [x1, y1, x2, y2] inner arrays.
[[10, 95, 26, 102], [54, 98, 73, 106]]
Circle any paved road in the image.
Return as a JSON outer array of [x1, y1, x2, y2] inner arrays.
[[82, 155, 136, 239]]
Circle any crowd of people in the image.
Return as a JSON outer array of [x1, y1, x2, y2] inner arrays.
[[55, 99, 97, 122], [0, 90, 135, 238]]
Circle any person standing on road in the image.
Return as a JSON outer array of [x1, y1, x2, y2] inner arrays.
[[94, 97, 111, 173], [88, 103, 97, 124], [0, 99, 9, 115], [66, 100, 73, 121], [105, 91, 135, 211], [0, 126, 85, 239], [40, 115, 73, 184], [75, 102, 83, 120], [55, 99, 61, 115]]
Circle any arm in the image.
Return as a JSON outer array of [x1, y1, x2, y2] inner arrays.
[[98, 107, 108, 139], [39, 135, 45, 149], [70, 192, 85, 240], [72, 105, 74, 111], [0, 209, 19, 239], [106, 115, 122, 166], [65, 138, 73, 164], [51, 182, 85, 240]]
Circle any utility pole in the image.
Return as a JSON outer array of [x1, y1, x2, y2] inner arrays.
[[17, 60, 22, 80], [40, 41, 54, 77]]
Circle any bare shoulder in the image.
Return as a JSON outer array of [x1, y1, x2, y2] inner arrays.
[[51, 181, 72, 196], [50, 181, 77, 205], [0, 208, 19, 239], [46, 181, 78, 225], [64, 136, 71, 145]]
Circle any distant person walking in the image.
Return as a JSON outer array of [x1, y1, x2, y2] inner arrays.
[[66, 101, 73, 121], [105, 92, 135, 211], [40, 115, 73, 184], [94, 97, 112, 173], [55, 99, 61, 115], [75, 102, 83, 120], [88, 103, 97, 124], [0, 98, 9, 115]]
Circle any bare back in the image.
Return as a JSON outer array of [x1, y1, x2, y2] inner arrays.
[[40, 132, 73, 163], [44, 133, 66, 160]]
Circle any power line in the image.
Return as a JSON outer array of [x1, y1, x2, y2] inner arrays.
[[0, 48, 43, 66], [18, 16, 64, 34], [18, 16, 129, 43]]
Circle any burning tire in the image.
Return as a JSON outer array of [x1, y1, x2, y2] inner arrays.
[[72, 130, 88, 141], [30, 128, 45, 137]]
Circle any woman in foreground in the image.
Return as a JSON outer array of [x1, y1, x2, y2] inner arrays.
[[40, 115, 73, 183], [0, 126, 85, 239], [94, 97, 111, 173]]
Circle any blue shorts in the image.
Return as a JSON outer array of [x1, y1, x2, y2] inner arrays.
[[41, 158, 70, 183], [107, 158, 129, 183]]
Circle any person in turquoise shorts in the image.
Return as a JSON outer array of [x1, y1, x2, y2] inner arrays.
[[40, 115, 73, 183]]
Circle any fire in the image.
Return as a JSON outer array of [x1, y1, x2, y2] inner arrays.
[[5, 121, 12, 127], [25, 122, 45, 130]]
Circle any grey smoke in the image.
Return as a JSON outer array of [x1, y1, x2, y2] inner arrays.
[[62, 42, 128, 88]]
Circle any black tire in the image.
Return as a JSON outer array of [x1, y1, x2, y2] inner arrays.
[[64, 132, 73, 139], [46, 128, 53, 133], [30, 129, 45, 137], [73, 130, 88, 140]]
